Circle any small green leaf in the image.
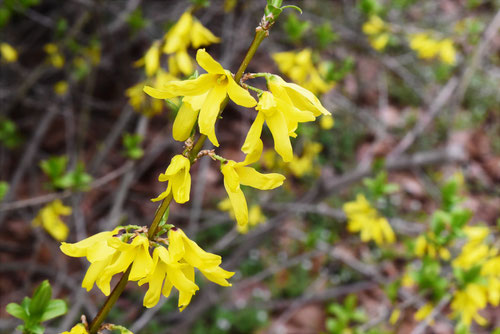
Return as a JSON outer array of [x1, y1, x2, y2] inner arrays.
[[40, 299, 67, 322], [280, 5, 302, 14], [0, 181, 9, 201], [6, 303, 28, 321], [29, 280, 52, 320]]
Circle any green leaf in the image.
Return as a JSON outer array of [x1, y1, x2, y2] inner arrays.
[[40, 299, 67, 322], [40, 156, 68, 181], [0, 181, 9, 201], [283, 13, 310, 43], [29, 280, 52, 320], [6, 303, 28, 321]]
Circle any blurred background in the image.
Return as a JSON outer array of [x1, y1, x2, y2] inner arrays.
[[1, 0, 500, 333]]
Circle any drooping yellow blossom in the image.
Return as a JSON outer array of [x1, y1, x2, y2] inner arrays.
[[144, 49, 257, 146], [320, 115, 334, 130], [54, 81, 69, 96], [32, 200, 72, 241], [242, 91, 315, 162], [389, 309, 401, 325], [288, 141, 323, 178], [163, 11, 220, 54], [44, 43, 64, 68], [168, 50, 195, 76], [414, 303, 434, 322], [0, 42, 18, 63], [451, 283, 488, 326], [152, 155, 191, 203], [135, 41, 161, 77], [61, 324, 88, 334], [401, 271, 415, 287], [172, 92, 208, 142], [221, 141, 285, 228], [343, 194, 395, 246], [219, 198, 266, 234], [453, 225, 490, 270], [272, 49, 333, 95], [126, 81, 165, 115], [409, 33, 457, 65], [362, 16, 391, 51], [414, 233, 451, 260], [139, 228, 233, 310], [60, 228, 121, 295]]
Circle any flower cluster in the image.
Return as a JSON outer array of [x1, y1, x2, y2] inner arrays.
[[0, 42, 18, 63], [32, 199, 72, 241], [409, 33, 456, 65], [144, 48, 330, 229], [362, 16, 391, 51], [60, 226, 233, 310], [272, 49, 333, 95], [343, 194, 395, 246], [128, 10, 219, 115]]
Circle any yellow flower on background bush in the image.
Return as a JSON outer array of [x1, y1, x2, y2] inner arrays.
[[44, 43, 64, 68], [272, 49, 333, 95], [362, 16, 391, 51], [138, 41, 161, 77], [32, 200, 72, 241], [320, 115, 334, 130], [145, 49, 257, 146], [343, 194, 395, 245], [139, 228, 233, 310], [288, 141, 323, 178], [219, 198, 266, 234], [409, 33, 457, 65], [414, 303, 434, 322], [152, 154, 191, 203], [54, 81, 69, 96], [451, 283, 488, 326], [61, 324, 88, 334], [414, 233, 451, 260], [453, 225, 490, 269], [0, 42, 18, 62], [221, 141, 285, 228]]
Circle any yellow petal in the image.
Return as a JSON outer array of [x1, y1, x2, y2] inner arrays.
[[223, 177, 248, 226], [200, 266, 234, 286], [265, 110, 293, 162], [196, 48, 225, 74], [221, 161, 240, 192], [144, 41, 161, 77], [173, 101, 200, 141], [240, 139, 263, 166], [190, 20, 220, 48], [129, 236, 153, 281], [143, 86, 177, 100], [236, 166, 285, 190], [227, 75, 257, 107], [198, 82, 227, 146], [242, 112, 265, 156], [175, 49, 194, 75]]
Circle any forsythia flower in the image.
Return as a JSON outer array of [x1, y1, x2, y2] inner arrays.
[[409, 33, 457, 65], [54, 81, 69, 96], [126, 81, 164, 115], [32, 200, 72, 241], [60, 228, 121, 295], [414, 233, 451, 260], [414, 303, 434, 322], [272, 49, 333, 95], [61, 324, 88, 334], [288, 141, 323, 178], [0, 42, 18, 62], [163, 11, 220, 76], [221, 141, 285, 228], [139, 228, 233, 310], [362, 16, 391, 51], [453, 226, 490, 269], [343, 194, 395, 246], [320, 115, 334, 130], [135, 41, 161, 77], [152, 155, 191, 203], [44, 43, 64, 68], [144, 49, 257, 146], [451, 283, 488, 326], [219, 198, 266, 234]]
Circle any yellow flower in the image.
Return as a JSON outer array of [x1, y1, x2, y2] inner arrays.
[[453, 226, 490, 270], [219, 199, 266, 234], [343, 194, 395, 245], [401, 271, 415, 287], [371, 32, 390, 51], [163, 11, 220, 54], [44, 43, 64, 68], [144, 49, 257, 146], [0, 42, 18, 63], [104, 234, 154, 281], [414, 303, 433, 321], [172, 92, 208, 142], [126, 81, 164, 116], [288, 142, 323, 178], [169, 50, 195, 76], [438, 39, 456, 65], [152, 155, 191, 203], [409, 33, 457, 65], [61, 324, 88, 334], [221, 141, 285, 228], [389, 309, 401, 325], [242, 91, 315, 162], [33, 200, 72, 241], [451, 283, 488, 326], [320, 115, 334, 130], [54, 81, 69, 96], [143, 41, 161, 77], [362, 16, 386, 35], [414, 234, 451, 260], [140, 228, 233, 310], [138, 246, 198, 310], [60, 228, 121, 295]]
